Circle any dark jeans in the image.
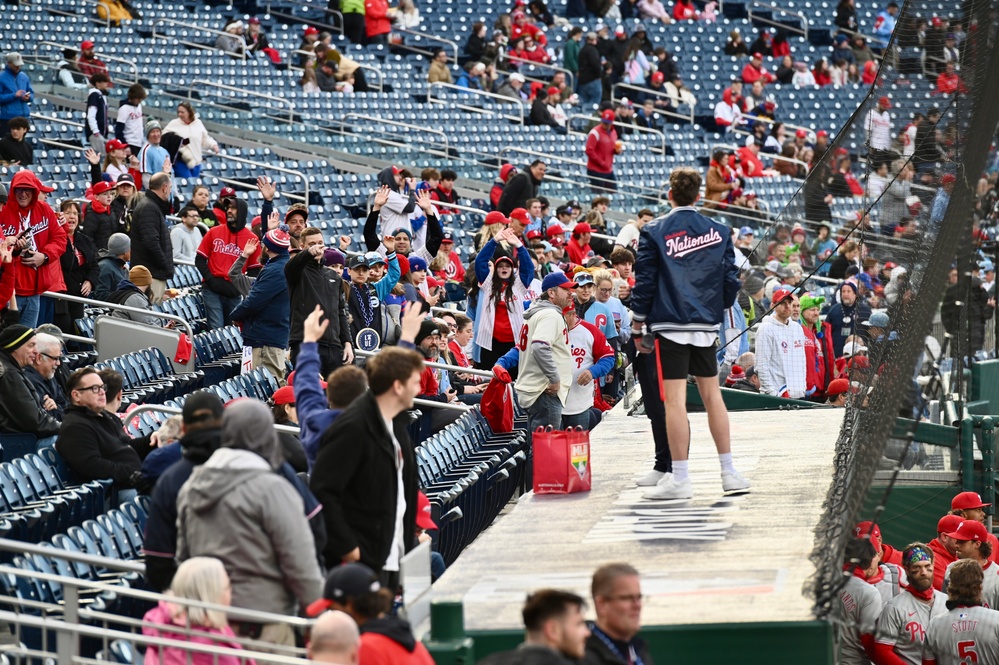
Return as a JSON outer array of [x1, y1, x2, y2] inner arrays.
[[561, 411, 590, 430], [578, 79, 602, 109], [476, 340, 516, 377], [202, 288, 242, 331], [634, 350, 672, 473], [290, 341, 344, 382], [526, 392, 563, 431], [587, 168, 617, 193]]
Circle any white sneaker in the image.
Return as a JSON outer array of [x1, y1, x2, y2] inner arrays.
[[722, 471, 751, 492], [635, 470, 667, 487], [643, 476, 693, 500]]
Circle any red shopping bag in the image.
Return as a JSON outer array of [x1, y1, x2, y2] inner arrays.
[[532, 427, 591, 495], [174, 332, 193, 364], [481, 366, 515, 434]]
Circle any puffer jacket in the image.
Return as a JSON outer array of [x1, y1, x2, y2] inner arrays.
[[176, 447, 323, 616], [0, 170, 67, 296], [130, 190, 174, 281], [632, 206, 740, 335], [0, 350, 60, 437], [142, 601, 253, 665], [80, 199, 115, 251]]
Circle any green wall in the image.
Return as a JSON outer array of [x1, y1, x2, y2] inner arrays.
[[862, 485, 957, 548]]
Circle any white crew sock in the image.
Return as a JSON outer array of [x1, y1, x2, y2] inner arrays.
[[672, 460, 689, 483], [719, 452, 736, 475]]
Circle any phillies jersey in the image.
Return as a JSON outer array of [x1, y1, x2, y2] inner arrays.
[[871, 562, 908, 607], [875, 589, 948, 664], [923, 605, 999, 665], [944, 560, 999, 609], [839, 575, 882, 665], [197, 225, 261, 279], [564, 319, 614, 416]]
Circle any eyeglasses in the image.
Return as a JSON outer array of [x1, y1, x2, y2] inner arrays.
[[39, 352, 61, 363], [75, 384, 106, 394], [597, 287, 614, 294]]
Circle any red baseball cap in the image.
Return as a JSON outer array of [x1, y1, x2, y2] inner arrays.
[[853, 521, 882, 547], [81, 40, 95, 49], [426, 276, 444, 289], [546, 86, 560, 97], [416, 492, 437, 530], [948, 519, 989, 543], [884, 261, 897, 270], [827, 378, 850, 396], [796, 129, 807, 138], [509, 208, 530, 223], [937, 514, 964, 534], [752, 51, 763, 59], [573, 222, 593, 235], [285, 370, 327, 390], [651, 71, 664, 84], [952, 491, 992, 510], [526, 229, 542, 240], [271, 385, 295, 406], [878, 96, 892, 108], [601, 109, 616, 123], [816, 130, 829, 138], [771, 288, 795, 304], [941, 174, 957, 185], [105, 139, 128, 152], [92, 180, 115, 195], [484, 211, 509, 226], [546, 223, 565, 237], [304, 26, 319, 35]]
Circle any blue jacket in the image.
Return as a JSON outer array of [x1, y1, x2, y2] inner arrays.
[[475, 238, 535, 287], [293, 341, 343, 469], [873, 9, 897, 46], [372, 252, 401, 302], [230, 253, 290, 348], [0, 66, 32, 121], [632, 207, 740, 335]]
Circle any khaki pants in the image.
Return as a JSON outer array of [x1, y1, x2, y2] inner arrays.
[[233, 621, 297, 662], [149, 279, 167, 305], [253, 346, 287, 385]]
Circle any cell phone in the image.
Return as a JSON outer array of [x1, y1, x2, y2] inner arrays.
[[420, 299, 432, 314]]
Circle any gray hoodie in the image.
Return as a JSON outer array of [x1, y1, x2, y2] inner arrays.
[[515, 298, 572, 407], [176, 402, 323, 616]]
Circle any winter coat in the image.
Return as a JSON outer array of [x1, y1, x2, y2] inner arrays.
[[130, 190, 174, 281], [177, 447, 324, 615], [581, 626, 655, 665], [55, 404, 143, 483], [310, 390, 418, 573], [94, 255, 128, 301], [230, 253, 290, 349], [0, 170, 67, 296], [497, 171, 541, 215], [577, 43, 603, 85], [585, 123, 617, 174], [359, 616, 436, 665], [162, 117, 217, 169], [108, 280, 162, 326], [81, 199, 116, 252], [60, 231, 100, 298], [285, 248, 352, 349], [632, 207, 740, 335], [364, 0, 391, 38], [0, 350, 60, 437], [0, 66, 33, 121], [142, 601, 252, 665], [824, 284, 872, 357]]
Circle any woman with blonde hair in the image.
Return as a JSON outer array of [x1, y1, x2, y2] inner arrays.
[[162, 101, 220, 179], [142, 557, 252, 665]]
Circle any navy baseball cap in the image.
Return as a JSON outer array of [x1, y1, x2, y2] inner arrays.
[[408, 256, 428, 272], [441, 231, 455, 244], [347, 255, 370, 270], [306, 563, 382, 617], [541, 272, 577, 292]]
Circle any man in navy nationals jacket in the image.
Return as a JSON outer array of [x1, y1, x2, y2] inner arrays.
[[631, 167, 750, 501]]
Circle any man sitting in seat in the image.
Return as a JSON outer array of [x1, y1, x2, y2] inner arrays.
[[23, 332, 69, 422], [0, 325, 61, 446], [56, 367, 150, 500]]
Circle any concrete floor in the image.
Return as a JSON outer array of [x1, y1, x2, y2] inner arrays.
[[432, 399, 845, 630]]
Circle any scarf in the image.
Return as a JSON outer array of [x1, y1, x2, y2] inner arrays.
[[474, 263, 529, 352], [907, 584, 934, 602]]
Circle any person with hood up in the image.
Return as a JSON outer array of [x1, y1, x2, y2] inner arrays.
[[474, 228, 535, 368], [108, 265, 169, 327], [713, 84, 744, 131], [306, 563, 434, 665], [195, 195, 263, 331], [230, 229, 291, 384], [491, 164, 518, 210], [799, 293, 834, 398], [129, 172, 174, 303], [94, 232, 130, 302], [825, 280, 872, 357], [141, 557, 250, 665], [585, 109, 619, 193], [80, 180, 116, 251], [176, 399, 324, 645], [0, 170, 67, 328]]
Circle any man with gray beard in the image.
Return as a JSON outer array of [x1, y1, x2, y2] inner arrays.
[[414, 318, 459, 442]]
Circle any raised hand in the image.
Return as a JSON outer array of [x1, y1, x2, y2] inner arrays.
[[399, 300, 425, 343], [304, 305, 329, 343], [242, 236, 259, 258], [383, 234, 396, 252], [415, 188, 434, 213], [267, 211, 280, 230], [373, 185, 391, 210], [257, 176, 276, 201], [84, 149, 100, 165]]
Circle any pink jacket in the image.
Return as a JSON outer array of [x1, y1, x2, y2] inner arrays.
[[142, 601, 255, 665]]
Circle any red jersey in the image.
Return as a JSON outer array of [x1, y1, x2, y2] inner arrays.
[[927, 537, 957, 591], [196, 225, 261, 280], [418, 365, 439, 398], [435, 251, 466, 282]]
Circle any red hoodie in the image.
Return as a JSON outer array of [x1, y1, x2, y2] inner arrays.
[[585, 123, 617, 175], [0, 170, 68, 297], [491, 164, 517, 210], [927, 537, 957, 591]]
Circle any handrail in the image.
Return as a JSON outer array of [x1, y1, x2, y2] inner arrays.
[[354, 349, 474, 411], [610, 83, 695, 125], [216, 152, 310, 204], [364, 190, 488, 217], [344, 112, 449, 154], [395, 27, 459, 62], [125, 404, 301, 435], [264, 0, 344, 35], [38, 138, 86, 153], [42, 291, 194, 337], [190, 78, 295, 124], [289, 49, 386, 91], [31, 112, 85, 129], [31, 40, 140, 84], [500, 54, 576, 91], [428, 81, 526, 124], [150, 17, 249, 60], [44, 0, 112, 28], [738, 113, 816, 139], [497, 146, 668, 201], [747, 0, 809, 38], [566, 113, 667, 154]]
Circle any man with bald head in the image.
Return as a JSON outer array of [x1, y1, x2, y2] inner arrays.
[[308, 610, 360, 664], [23, 332, 68, 420]]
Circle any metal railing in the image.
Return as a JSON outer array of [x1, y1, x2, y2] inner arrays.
[[500, 54, 576, 90], [42, 291, 194, 337], [126, 404, 302, 435], [364, 191, 488, 217], [215, 152, 309, 203], [264, 0, 344, 35], [428, 82, 526, 124], [150, 17, 250, 60], [747, 0, 810, 38], [712, 142, 811, 173], [190, 79, 296, 124], [610, 83, 695, 124], [31, 41, 141, 84], [44, 0, 112, 28], [395, 27, 460, 62], [566, 113, 668, 154], [344, 112, 450, 154], [354, 350, 473, 412]]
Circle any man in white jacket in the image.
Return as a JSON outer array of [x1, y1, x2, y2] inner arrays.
[[754, 288, 807, 399]]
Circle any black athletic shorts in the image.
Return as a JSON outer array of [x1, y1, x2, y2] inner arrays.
[[656, 337, 718, 380]]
